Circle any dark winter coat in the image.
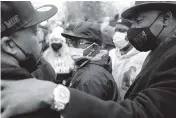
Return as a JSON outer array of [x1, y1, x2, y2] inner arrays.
[[1, 58, 59, 118], [70, 56, 119, 101]]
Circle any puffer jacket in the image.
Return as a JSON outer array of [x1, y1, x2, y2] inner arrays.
[[70, 54, 119, 101]]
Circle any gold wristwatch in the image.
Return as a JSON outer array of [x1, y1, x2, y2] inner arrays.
[[51, 84, 70, 112]]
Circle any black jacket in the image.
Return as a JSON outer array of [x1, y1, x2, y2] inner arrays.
[[1, 59, 59, 118], [70, 56, 119, 101], [63, 38, 176, 118], [32, 57, 56, 82]]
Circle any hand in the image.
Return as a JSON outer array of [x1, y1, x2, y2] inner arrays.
[[1, 79, 57, 118]]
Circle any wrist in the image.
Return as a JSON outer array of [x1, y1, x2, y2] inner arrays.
[[42, 82, 57, 106]]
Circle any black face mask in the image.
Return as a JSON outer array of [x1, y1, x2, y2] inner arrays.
[[127, 15, 164, 52], [51, 43, 62, 51], [19, 54, 38, 73], [9, 37, 39, 73], [127, 28, 160, 51]]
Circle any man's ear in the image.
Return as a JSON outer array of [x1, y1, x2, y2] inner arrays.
[[1, 36, 18, 55], [162, 11, 172, 27]]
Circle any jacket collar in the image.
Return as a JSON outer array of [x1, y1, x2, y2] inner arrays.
[[2, 65, 33, 80], [74, 54, 112, 72], [115, 47, 140, 58]]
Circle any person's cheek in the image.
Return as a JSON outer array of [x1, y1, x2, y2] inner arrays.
[[38, 43, 42, 53], [33, 36, 42, 58]]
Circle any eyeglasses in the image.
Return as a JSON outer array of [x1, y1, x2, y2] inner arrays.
[[66, 38, 93, 47]]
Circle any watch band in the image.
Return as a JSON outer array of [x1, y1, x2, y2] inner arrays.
[[51, 84, 70, 112], [51, 101, 66, 112]]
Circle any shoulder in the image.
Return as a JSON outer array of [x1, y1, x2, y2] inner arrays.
[[86, 63, 111, 76], [109, 49, 116, 55], [77, 64, 110, 83], [158, 45, 176, 67]]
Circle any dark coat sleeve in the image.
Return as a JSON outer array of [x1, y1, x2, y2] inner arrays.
[[62, 49, 176, 118]]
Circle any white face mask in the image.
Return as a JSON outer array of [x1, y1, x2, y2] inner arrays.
[[69, 47, 84, 58], [69, 43, 97, 59], [113, 32, 129, 49]]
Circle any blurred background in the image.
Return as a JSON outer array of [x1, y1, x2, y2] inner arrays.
[[32, 1, 135, 52], [32, 1, 135, 24]]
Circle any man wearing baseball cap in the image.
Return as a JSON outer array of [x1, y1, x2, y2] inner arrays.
[[61, 21, 119, 101], [1, 1, 60, 118], [109, 18, 148, 99], [2, 1, 176, 118]]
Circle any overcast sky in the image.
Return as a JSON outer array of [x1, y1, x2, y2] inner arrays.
[[31, 0, 135, 15]]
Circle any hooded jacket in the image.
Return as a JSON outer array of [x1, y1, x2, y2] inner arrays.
[[70, 54, 119, 101], [109, 47, 148, 99]]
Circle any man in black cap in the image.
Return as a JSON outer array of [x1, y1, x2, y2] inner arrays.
[[1, 1, 60, 118], [1, 1, 58, 80], [109, 18, 148, 99], [61, 21, 119, 101], [109, 18, 133, 68], [2, 1, 176, 118]]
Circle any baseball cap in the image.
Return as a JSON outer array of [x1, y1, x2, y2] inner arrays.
[[61, 21, 102, 46], [1, 1, 58, 37], [116, 18, 132, 28]]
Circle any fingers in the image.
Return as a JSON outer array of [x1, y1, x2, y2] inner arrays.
[[1, 80, 17, 90], [1, 90, 11, 110], [1, 91, 18, 118], [1, 97, 10, 118], [1, 90, 6, 99], [1, 107, 14, 118], [1, 80, 7, 90], [1, 98, 6, 112]]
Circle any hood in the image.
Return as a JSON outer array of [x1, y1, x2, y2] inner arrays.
[[115, 47, 140, 59], [125, 48, 140, 58], [90, 54, 112, 73], [75, 50, 112, 73]]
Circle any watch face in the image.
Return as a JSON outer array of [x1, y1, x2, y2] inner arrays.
[[53, 85, 70, 104]]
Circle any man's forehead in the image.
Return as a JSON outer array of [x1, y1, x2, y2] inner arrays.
[[132, 10, 160, 20]]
